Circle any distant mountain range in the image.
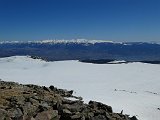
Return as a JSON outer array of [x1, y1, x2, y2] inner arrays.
[[0, 40, 160, 62]]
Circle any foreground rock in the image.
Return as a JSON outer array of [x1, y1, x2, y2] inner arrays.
[[0, 81, 137, 120]]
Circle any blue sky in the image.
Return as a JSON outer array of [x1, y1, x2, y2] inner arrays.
[[0, 0, 160, 42]]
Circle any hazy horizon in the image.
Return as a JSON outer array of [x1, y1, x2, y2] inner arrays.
[[0, 39, 160, 43]]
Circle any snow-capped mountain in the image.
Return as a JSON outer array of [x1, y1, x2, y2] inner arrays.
[[0, 39, 114, 44], [0, 40, 160, 61]]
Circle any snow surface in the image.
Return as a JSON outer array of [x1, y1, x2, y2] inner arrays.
[[0, 56, 160, 120]]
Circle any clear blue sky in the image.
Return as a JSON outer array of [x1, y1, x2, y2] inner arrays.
[[0, 0, 160, 42]]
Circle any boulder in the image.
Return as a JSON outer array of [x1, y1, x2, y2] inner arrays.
[[0, 109, 11, 120], [35, 109, 58, 120], [89, 101, 113, 113]]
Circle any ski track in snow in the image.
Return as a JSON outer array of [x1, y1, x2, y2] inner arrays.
[[0, 56, 160, 120]]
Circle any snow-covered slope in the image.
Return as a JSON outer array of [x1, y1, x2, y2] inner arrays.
[[0, 56, 160, 120]]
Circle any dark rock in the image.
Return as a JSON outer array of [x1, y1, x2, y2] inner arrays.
[[62, 109, 72, 115], [89, 101, 113, 113], [62, 99, 78, 104], [0, 109, 11, 120], [130, 116, 138, 120], [68, 90, 74, 95], [37, 104, 49, 112], [72, 96, 83, 101], [111, 113, 124, 119], [92, 115, 107, 120], [70, 114, 81, 119], [62, 101, 85, 112], [43, 86, 51, 92], [49, 85, 55, 91], [8, 108, 23, 119], [59, 109, 72, 120], [28, 98, 39, 105], [23, 115, 35, 120], [21, 102, 38, 117], [1, 86, 6, 89], [35, 109, 58, 120]]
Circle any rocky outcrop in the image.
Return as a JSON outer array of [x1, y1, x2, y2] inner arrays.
[[0, 81, 138, 120]]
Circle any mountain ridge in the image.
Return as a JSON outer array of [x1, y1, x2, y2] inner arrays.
[[0, 40, 160, 61]]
